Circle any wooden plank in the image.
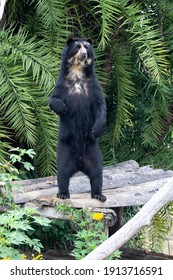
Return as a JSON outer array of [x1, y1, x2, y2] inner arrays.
[[11, 160, 173, 194], [24, 202, 70, 221], [7, 160, 173, 209], [11, 160, 140, 193], [13, 177, 172, 207]]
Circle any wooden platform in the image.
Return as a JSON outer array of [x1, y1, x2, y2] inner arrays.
[[11, 160, 173, 211]]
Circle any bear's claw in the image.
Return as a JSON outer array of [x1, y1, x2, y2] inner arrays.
[[91, 194, 107, 202], [57, 193, 70, 200]]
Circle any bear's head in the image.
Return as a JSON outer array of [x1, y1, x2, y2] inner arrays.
[[62, 38, 94, 68]]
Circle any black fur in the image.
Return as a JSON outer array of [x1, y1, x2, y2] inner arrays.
[[49, 38, 107, 202]]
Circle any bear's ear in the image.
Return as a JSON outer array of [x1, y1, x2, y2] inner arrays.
[[87, 38, 93, 45], [66, 38, 75, 46]]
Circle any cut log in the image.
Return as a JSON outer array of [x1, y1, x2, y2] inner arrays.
[[83, 177, 173, 260]]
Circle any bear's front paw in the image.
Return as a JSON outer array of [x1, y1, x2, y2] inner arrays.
[[57, 193, 70, 199], [49, 98, 68, 115], [58, 103, 68, 116], [91, 193, 107, 202]]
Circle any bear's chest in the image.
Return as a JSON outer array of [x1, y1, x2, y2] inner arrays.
[[64, 80, 93, 119], [68, 80, 88, 96], [65, 88, 91, 114], [65, 65, 89, 96]]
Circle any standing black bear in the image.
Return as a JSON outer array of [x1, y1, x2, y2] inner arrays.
[[49, 38, 107, 202]]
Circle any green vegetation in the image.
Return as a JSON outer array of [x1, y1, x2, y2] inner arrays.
[[1, 0, 173, 174], [124, 204, 173, 254], [0, 148, 36, 204], [56, 204, 121, 259], [1, 0, 173, 258], [0, 148, 51, 259], [0, 207, 51, 259]]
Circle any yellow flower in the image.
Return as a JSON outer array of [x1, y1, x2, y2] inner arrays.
[[21, 254, 27, 259], [69, 214, 73, 219], [0, 258, 11, 260], [32, 253, 43, 260], [92, 212, 104, 221], [35, 254, 43, 260]]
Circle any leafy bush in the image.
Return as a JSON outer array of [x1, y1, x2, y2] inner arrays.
[[56, 204, 121, 259], [28, 219, 74, 250], [0, 207, 51, 260], [0, 147, 51, 260], [0, 148, 36, 204]]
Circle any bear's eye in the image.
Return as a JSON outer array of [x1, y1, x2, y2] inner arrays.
[[84, 44, 88, 49], [76, 44, 81, 49]]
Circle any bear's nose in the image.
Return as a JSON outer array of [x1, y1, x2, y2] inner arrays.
[[80, 52, 87, 61]]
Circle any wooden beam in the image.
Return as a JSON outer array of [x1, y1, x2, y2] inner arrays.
[[83, 177, 173, 260], [13, 177, 172, 207], [9, 160, 173, 208]]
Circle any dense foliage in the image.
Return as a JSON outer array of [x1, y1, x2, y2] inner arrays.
[[0, 148, 51, 259], [1, 0, 173, 176]]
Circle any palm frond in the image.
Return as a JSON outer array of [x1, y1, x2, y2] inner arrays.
[[123, 3, 169, 84], [145, 202, 173, 252], [165, 26, 173, 64], [0, 55, 37, 146], [32, 93, 57, 176], [5, 0, 30, 22], [143, 130, 173, 170], [140, 82, 171, 147], [0, 25, 58, 174], [111, 43, 135, 145], [94, 48, 107, 87], [0, 27, 56, 91], [152, 0, 173, 22], [90, 0, 121, 49], [0, 119, 11, 165], [34, 0, 70, 51]]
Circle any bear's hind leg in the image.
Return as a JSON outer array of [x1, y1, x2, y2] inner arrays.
[[83, 143, 106, 202], [57, 171, 70, 199], [57, 142, 77, 199], [90, 172, 106, 202]]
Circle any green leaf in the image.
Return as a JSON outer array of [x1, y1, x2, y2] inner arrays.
[[32, 216, 51, 227], [111, 42, 135, 145], [10, 154, 22, 164], [91, 0, 122, 49], [23, 162, 34, 171], [123, 2, 169, 84]]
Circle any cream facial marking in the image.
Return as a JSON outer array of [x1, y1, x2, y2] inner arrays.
[[86, 58, 92, 65], [80, 44, 87, 55]]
